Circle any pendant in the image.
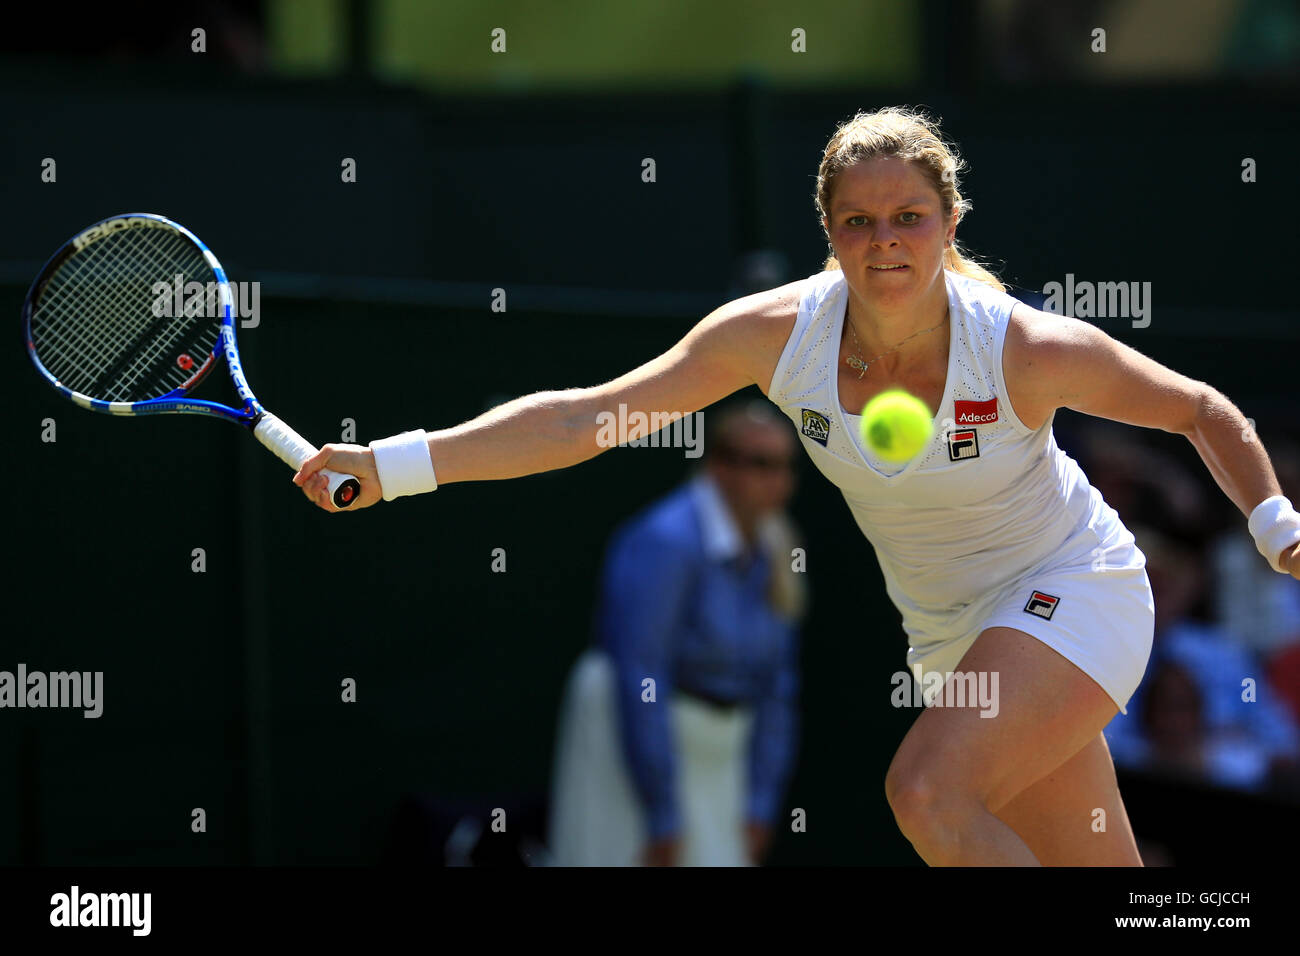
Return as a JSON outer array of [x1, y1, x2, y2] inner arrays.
[[846, 355, 869, 378]]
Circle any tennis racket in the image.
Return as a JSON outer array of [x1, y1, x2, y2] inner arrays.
[[22, 212, 360, 508]]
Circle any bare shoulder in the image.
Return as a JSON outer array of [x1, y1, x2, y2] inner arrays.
[[1006, 301, 1093, 349], [1004, 301, 1200, 434], [1005, 301, 1115, 374], [708, 279, 804, 396], [1003, 302, 1086, 431], [584, 277, 805, 419]]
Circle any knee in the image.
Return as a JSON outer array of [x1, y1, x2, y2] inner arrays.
[[885, 765, 942, 835], [885, 762, 982, 845]]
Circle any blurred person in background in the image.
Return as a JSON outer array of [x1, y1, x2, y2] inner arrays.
[[1072, 420, 1211, 536], [546, 399, 806, 866], [1139, 659, 1211, 783], [1105, 525, 1300, 793]]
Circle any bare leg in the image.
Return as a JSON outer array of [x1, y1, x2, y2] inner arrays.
[[885, 626, 1125, 866]]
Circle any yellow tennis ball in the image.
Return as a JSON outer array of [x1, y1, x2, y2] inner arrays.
[[860, 389, 933, 462]]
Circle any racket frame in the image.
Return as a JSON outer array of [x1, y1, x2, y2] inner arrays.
[[22, 213, 359, 508]]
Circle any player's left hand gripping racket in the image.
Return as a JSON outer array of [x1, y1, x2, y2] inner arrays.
[[22, 213, 360, 508]]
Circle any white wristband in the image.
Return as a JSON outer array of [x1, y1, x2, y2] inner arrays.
[[1248, 495, 1300, 574], [369, 430, 438, 501]]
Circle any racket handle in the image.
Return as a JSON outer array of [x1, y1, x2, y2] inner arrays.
[[253, 412, 362, 509]]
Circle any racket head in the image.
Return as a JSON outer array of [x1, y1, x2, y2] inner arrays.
[[22, 213, 247, 419]]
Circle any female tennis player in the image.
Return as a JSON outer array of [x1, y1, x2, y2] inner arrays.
[[294, 107, 1300, 865]]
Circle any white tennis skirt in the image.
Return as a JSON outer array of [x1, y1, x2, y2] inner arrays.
[[905, 525, 1155, 715], [547, 648, 755, 866]]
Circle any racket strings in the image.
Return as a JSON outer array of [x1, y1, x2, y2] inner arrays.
[[30, 225, 223, 402], [34, 230, 167, 387], [69, 227, 218, 398], [34, 227, 210, 399]]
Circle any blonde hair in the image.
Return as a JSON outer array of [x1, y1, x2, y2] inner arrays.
[[758, 510, 808, 621], [814, 106, 1004, 292], [703, 399, 808, 621]]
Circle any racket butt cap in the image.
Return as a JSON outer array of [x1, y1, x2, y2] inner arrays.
[[329, 474, 361, 509]]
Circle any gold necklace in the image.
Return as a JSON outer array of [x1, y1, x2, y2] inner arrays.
[[844, 312, 948, 379]]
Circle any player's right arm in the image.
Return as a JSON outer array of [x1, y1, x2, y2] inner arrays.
[[293, 283, 800, 510]]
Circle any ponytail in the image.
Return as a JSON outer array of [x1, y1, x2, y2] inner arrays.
[[943, 243, 1005, 292]]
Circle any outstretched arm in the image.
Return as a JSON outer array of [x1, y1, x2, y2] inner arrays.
[[1004, 303, 1300, 575], [292, 284, 799, 510]]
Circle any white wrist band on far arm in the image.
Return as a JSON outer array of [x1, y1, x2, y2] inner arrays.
[[1248, 495, 1300, 573], [369, 430, 438, 501]]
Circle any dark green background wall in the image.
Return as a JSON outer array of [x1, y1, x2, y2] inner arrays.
[[3, 60, 1297, 865]]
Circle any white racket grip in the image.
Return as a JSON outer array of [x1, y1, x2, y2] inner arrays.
[[253, 412, 361, 509]]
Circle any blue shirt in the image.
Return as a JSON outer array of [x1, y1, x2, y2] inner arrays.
[[1104, 619, 1300, 790], [594, 474, 801, 839]]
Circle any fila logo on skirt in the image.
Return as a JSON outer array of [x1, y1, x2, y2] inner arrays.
[[1023, 590, 1061, 620]]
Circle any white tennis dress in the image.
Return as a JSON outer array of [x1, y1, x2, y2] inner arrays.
[[767, 268, 1154, 713]]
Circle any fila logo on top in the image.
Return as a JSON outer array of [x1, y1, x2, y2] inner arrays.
[[1023, 590, 1060, 620], [947, 397, 996, 461], [947, 428, 979, 460]]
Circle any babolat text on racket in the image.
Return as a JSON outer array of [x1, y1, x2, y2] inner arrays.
[[22, 212, 360, 508]]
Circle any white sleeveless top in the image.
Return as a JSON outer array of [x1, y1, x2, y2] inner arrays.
[[767, 268, 1134, 631]]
